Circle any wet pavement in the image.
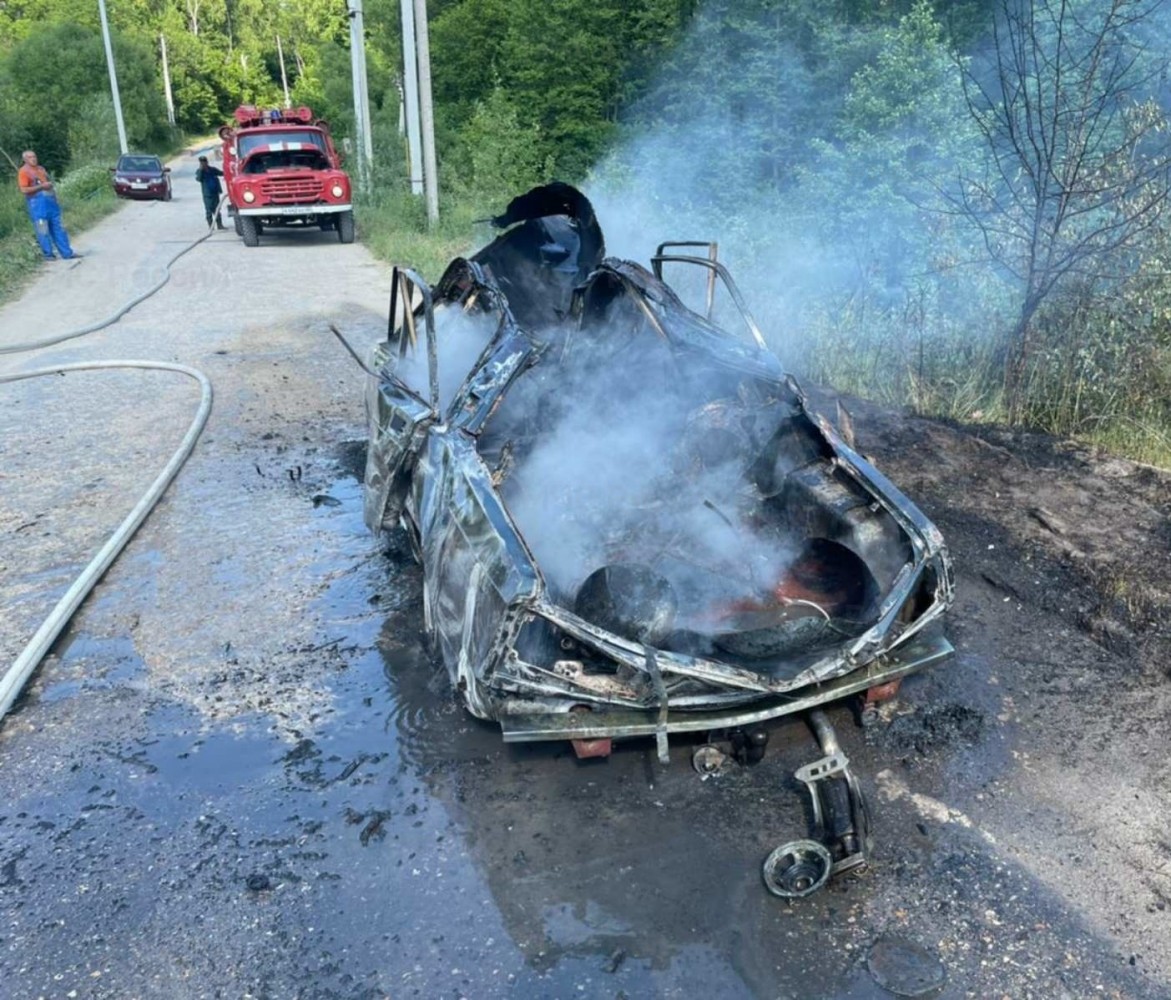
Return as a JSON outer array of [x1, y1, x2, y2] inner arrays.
[[3, 453, 1164, 999], [2, 164, 1170, 999]]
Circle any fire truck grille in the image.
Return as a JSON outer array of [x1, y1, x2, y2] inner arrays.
[[261, 176, 325, 204]]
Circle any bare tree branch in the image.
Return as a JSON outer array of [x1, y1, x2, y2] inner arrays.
[[945, 0, 1171, 418]]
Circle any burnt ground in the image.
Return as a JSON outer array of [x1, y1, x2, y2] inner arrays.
[[1, 172, 1171, 999]]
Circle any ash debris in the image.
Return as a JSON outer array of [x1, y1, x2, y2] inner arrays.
[[871, 703, 985, 761]]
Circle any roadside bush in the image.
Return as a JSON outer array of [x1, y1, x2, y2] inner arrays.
[[1007, 283, 1171, 464], [66, 96, 123, 167], [787, 278, 1002, 420], [0, 178, 27, 242], [58, 163, 117, 202], [449, 88, 552, 206], [790, 267, 1171, 467]]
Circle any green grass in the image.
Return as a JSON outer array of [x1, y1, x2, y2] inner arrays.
[[1075, 417, 1171, 470], [787, 297, 1171, 470], [356, 187, 490, 283]]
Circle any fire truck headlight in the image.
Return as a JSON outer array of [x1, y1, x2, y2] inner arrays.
[[242, 189, 256, 204], [331, 184, 344, 199]]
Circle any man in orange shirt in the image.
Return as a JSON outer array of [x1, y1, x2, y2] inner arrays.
[[17, 150, 79, 261]]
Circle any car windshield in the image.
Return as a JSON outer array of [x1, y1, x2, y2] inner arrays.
[[237, 131, 328, 160], [241, 148, 332, 174], [118, 156, 160, 172]]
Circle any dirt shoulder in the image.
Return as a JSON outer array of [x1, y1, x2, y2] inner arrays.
[[837, 392, 1171, 679]]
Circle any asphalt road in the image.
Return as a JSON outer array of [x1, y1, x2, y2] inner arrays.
[[1, 156, 1168, 1000]]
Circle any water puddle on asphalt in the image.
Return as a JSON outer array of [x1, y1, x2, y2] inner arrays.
[[378, 622, 501, 772], [4, 444, 864, 997], [138, 702, 277, 794], [38, 632, 146, 702]]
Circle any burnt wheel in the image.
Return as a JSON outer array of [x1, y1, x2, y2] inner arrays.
[[762, 840, 833, 898], [240, 215, 260, 247], [337, 210, 355, 244]]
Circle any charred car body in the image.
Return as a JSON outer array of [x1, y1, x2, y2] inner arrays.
[[362, 184, 954, 760]]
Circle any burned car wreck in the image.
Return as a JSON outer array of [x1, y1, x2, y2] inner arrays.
[[360, 183, 954, 760], [355, 183, 955, 895]]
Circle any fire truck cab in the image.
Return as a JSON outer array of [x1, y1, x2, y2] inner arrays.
[[217, 105, 355, 247]]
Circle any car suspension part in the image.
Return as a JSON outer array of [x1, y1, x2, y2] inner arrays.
[[763, 707, 872, 898]]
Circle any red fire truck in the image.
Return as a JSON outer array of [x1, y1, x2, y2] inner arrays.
[[217, 105, 354, 247]]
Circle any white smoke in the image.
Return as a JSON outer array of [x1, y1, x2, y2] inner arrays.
[[394, 306, 497, 414], [580, 1, 983, 379], [491, 329, 799, 624]]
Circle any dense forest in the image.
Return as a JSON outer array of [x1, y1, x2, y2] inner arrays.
[[3, 0, 1170, 460]]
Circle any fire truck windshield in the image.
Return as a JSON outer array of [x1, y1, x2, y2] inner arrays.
[[238, 131, 328, 159]]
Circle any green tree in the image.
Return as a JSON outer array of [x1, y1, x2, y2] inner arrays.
[[0, 0, 100, 41], [804, 0, 972, 301], [428, 0, 688, 181], [0, 21, 168, 168], [429, 0, 511, 132], [953, 0, 1171, 419], [455, 86, 551, 202]]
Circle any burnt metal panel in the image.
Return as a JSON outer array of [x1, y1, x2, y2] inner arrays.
[[497, 632, 954, 742], [363, 345, 436, 532], [450, 325, 537, 435], [417, 428, 541, 713]]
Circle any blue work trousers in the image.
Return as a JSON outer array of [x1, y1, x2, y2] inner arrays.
[[26, 192, 74, 258], [202, 191, 223, 225]]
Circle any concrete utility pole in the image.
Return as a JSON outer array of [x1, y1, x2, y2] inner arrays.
[[346, 0, 374, 195], [97, 0, 128, 154], [276, 35, 291, 108], [356, 25, 374, 173], [399, 0, 424, 196], [413, 0, 439, 225], [160, 34, 176, 126]]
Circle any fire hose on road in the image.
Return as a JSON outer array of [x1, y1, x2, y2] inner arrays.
[[0, 207, 224, 720], [0, 362, 212, 718], [0, 202, 224, 357]]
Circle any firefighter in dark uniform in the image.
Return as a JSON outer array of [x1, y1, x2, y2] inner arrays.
[[195, 155, 226, 229]]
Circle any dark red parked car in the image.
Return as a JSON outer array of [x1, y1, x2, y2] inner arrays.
[[110, 154, 172, 201]]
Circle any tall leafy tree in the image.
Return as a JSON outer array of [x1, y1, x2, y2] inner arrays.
[[0, 21, 168, 167], [429, 0, 689, 183], [804, 0, 972, 301]]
